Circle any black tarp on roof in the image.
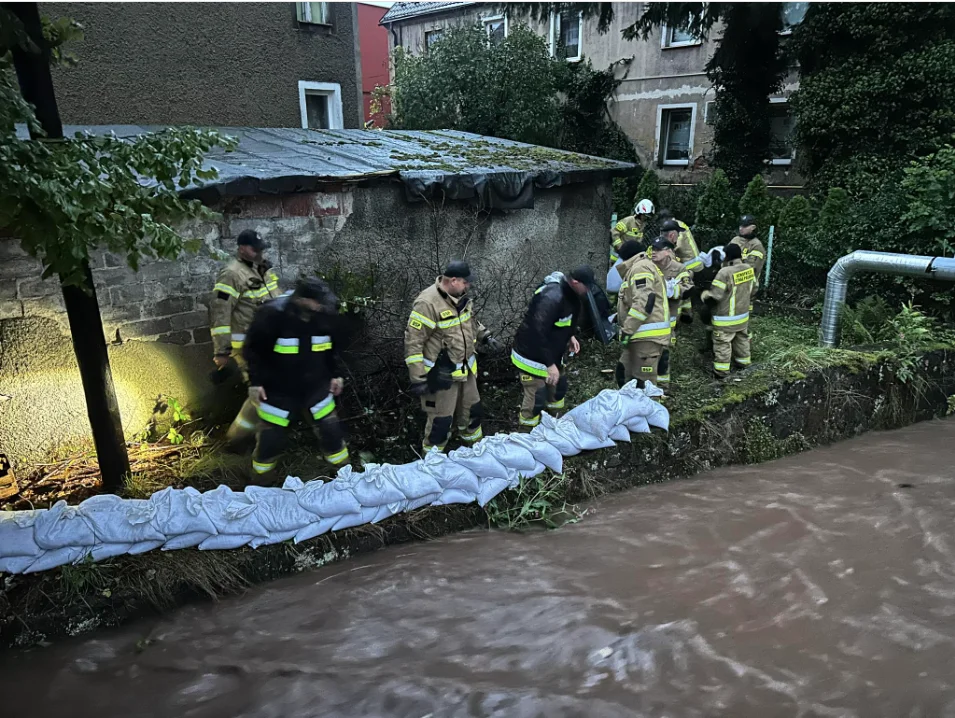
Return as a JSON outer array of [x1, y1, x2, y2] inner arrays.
[[17, 125, 635, 210]]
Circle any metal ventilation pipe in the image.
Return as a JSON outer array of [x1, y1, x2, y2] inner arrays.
[[819, 250, 955, 347]]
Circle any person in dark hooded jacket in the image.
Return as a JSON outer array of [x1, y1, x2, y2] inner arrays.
[[510, 266, 593, 427]]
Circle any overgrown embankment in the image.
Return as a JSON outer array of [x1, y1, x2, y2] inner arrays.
[[3, 310, 955, 648]]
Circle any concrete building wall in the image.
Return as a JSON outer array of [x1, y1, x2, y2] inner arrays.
[[0, 180, 611, 468], [46, 2, 363, 128]]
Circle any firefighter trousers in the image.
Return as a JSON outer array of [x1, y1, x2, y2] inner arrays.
[[224, 349, 260, 445], [617, 340, 667, 389], [421, 372, 482, 451], [251, 409, 349, 481], [518, 368, 568, 428], [713, 328, 751, 376]]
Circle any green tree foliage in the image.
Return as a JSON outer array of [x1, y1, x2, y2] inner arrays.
[[791, 4, 955, 195], [695, 169, 738, 230], [899, 144, 955, 258], [634, 168, 660, 207], [738, 174, 778, 231], [777, 194, 812, 241]]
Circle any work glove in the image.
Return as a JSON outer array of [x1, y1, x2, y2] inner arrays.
[[620, 332, 632, 346], [484, 335, 504, 354], [408, 381, 429, 397]]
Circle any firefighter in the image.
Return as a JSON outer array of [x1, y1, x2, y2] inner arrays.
[[242, 278, 349, 480], [660, 254, 693, 387], [700, 243, 755, 379], [210, 229, 281, 444], [729, 214, 767, 304], [616, 236, 682, 390], [511, 266, 593, 428], [659, 216, 703, 273], [610, 199, 654, 262], [606, 239, 644, 294], [404, 261, 503, 452]]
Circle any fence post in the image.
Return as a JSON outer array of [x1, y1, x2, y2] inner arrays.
[[765, 225, 775, 288]]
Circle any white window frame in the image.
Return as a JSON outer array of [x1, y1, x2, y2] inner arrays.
[[482, 13, 508, 45], [768, 96, 795, 166], [661, 23, 702, 49], [549, 10, 583, 62], [425, 28, 445, 52], [298, 81, 344, 130], [704, 100, 716, 126], [655, 103, 697, 167], [296, 2, 330, 25]]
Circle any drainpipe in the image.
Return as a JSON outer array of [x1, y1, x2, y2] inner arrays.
[[819, 250, 955, 347]]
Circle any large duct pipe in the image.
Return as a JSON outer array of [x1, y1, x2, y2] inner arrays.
[[819, 251, 955, 347]]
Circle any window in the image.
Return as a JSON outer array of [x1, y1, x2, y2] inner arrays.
[[704, 101, 716, 126], [552, 10, 583, 62], [780, 2, 808, 33], [298, 81, 344, 129], [482, 14, 507, 46], [661, 22, 700, 48], [656, 104, 696, 166], [296, 2, 329, 25], [768, 98, 795, 165], [425, 29, 444, 52]]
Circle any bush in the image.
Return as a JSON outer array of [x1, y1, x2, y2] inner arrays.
[[738, 174, 778, 230], [659, 182, 704, 226], [694, 169, 739, 247], [900, 144, 955, 258], [634, 168, 660, 207]]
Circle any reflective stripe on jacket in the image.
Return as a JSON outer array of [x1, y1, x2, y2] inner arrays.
[[403, 279, 490, 384], [511, 273, 581, 377], [664, 259, 693, 325], [729, 235, 767, 286], [702, 259, 755, 331], [674, 219, 702, 272], [210, 256, 281, 356], [611, 215, 645, 250], [617, 255, 671, 346]]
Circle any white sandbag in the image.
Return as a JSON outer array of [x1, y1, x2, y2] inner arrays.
[[199, 534, 257, 550], [421, 450, 480, 496], [89, 542, 135, 562], [433, 488, 477, 506], [244, 485, 318, 533], [518, 460, 548, 479], [625, 415, 650, 434], [294, 517, 339, 543], [0, 510, 42, 558], [369, 502, 405, 523], [564, 390, 627, 440], [335, 465, 407, 506], [449, 442, 511, 480], [23, 546, 87, 573], [249, 529, 298, 549], [481, 434, 538, 472], [127, 540, 165, 555], [506, 433, 564, 473], [291, 477, 362, 517], [201, 485, 269, 538], [609, 424, 631, 442], [554, 415, 616, 451], [477, 477, 511, 507], [646, 403, 670, 431], [79, 494, 166, 545], [380, 462, 442, 500], [332, 511, 371, 531], [0, 555, 37, 574], [162, 532, 210, 550], [149, 486, 217, 537], [530, 414, 580, 456], [33, 501, 96, 550]]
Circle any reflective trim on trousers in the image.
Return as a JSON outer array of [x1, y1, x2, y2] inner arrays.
[[252, 459, 276, 474], [257, 401, 291, 427], [422, 441, 448, 452], [325, 447, 350, 465], [519, 414, 541, 427], [310, 395, 336, 421], [459, 426, 483, 443], [712, 312, 749, 327], [736, 356, 752, 366], [547, 398, 565, 409], [235, 416, 256, 430], [714, 362, 731, 372], [511, 350, 548, 378], [211, 325, 231, 336], [231, 333, 246, 350], [633, 321, 672, 339]]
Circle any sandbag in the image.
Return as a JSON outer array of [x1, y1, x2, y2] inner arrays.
[[625, 415, 651, 434], [79, 495, 166, 545], [506, 433, 564, 473], [245, 485, 318, 534], [0, 510, 42, 558], [519, 461, 548, 479], [477, 477, 512, 507], [127, 540, 165, 555], [149, 486, 217, 537], [294, 517, 339, 543], [290, 476, 362, 518], [381, 461, 443, 500], [162, 532, 210, 550], [421, 450, 480, 497], [89, 542, 135, 562], [24, 546, 87, 573], [481, 434, 538, 473], [201, 485, 268, 538], [433, 488, 477, 506], [565, 390, 627, 440], [199, 534, 256, 550], [0, 555, 37, 574], [336, 465, 408, 506], [249, 529, 298, 549], [33, 501, 96, 550], [609, 424, 631, 442], [449, 443, 511, 480]]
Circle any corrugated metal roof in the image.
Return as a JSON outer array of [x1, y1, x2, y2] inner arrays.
[[16, 125, 634, 207], [380, 1, 477, 24]]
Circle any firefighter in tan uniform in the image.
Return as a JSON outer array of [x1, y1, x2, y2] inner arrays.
[[209, 230, 281, 442], [610, 199, 654, 262], [660, 256, 693, 387], [404, 261, 503, 452], [728, 214, 766, 310], [701, 243, 755, 379], [659, 215, 703, 273], [616, 237, 683, 391]]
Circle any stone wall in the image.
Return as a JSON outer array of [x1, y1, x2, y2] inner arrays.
[[0, 180, 612, 467]]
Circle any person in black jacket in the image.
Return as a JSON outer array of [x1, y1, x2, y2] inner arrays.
[[510, 266, 593, 428], [243, 277, 350, 482]]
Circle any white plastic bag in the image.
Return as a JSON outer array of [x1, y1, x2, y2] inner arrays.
[[432, 488, 477, 506], [200, 485, 268, 538], [381, 461, 443, 500], [90, 542, 135, 562], [0, 510, 42, 557], [249, 529, 298, 549], [33, 501, 96, 550], [79, 495, 166, 545], [506, 433, 564, 473], [0, 555, 37, 574], [127, 540, 165, 555], [625, 415, 651, 434]]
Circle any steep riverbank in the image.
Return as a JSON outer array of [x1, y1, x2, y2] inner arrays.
[[2, 320, 954, 648]]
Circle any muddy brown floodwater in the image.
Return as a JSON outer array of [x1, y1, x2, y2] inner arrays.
[[4, 418, 955, 717]]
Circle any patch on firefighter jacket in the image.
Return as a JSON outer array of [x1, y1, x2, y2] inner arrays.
[[409, 319, 423, 329], [440, 310, 454, 319], [733, 267, 755, 285]]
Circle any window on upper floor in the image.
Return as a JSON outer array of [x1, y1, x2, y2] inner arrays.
[[552, 10, 583, 62], [657, 105, 696, 166], [425, 29, 445, 52], [768, 98, 795, 164], [483, 14, 507, 46], [661, 21, 700, 49], [299, 81, 344, 130], [296, 2, 329, 25], [780, 2, 809, 33]]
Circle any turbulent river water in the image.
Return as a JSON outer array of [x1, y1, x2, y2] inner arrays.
[[4, 417, 955, 717]]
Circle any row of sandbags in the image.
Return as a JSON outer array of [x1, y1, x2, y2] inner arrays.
[[0, 381, 668, 574]]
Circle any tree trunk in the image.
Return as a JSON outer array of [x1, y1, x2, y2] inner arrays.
[[8, 1, 131, 492]]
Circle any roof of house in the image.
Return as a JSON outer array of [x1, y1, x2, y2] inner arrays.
[[22, 126, 633, 208], [380, 1, 477, 24]]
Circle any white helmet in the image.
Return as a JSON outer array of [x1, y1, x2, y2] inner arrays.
[[635, 199, 655, 215]]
